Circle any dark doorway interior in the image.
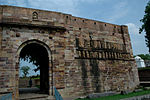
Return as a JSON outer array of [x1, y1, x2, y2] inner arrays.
[[19, 43, 49, 95]]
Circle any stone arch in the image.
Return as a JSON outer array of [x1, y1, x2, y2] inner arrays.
[[16, 39, 51, 61], [15, 39, 53, 98]]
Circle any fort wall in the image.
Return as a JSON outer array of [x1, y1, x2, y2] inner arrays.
[[0, 5, 139, 99]]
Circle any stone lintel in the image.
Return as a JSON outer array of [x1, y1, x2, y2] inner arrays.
[[0, 17, 66, 31]]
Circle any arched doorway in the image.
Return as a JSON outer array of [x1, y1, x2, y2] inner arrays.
[[17, 40, 51, 97]]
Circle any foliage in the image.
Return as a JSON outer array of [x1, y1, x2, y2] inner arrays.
[[138, 67, 150, 70], [20, 75, 40, 79], [21, 66, 30, 77], [20, 43, 48, 72], [136, 54, 150, 60], [31, 75, 40, 79], [140, 1, 150, 52], [76, 89, 150, 100], [36, 85, 40, 89]]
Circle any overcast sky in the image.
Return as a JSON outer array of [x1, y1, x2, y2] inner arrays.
[[0, 0, 149, 55]]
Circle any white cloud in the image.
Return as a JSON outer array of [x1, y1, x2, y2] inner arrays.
[[114, 1, 127, 10], [125, 23, 139, 35], [78, 0, 101, 3], [27, 0, 80, 15], [125, 23, 148, 55], [108, 9, 128, 23], [0, 0, 103, 16], [107, 1, 129, 23], [0, 0, 78, 15], [0, 0, 111, 16]]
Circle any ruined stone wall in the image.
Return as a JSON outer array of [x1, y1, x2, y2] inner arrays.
[[0, 5, 139, 99]]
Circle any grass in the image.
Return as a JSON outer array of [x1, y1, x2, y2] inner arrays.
[[138, 67, 150, 70], [36, 85, 40, 89], [32, 77, 40, 79], [76, 89, 150, 100], [19, 76, 40, 79]]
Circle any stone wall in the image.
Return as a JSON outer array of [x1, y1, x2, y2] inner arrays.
[[19, 79, 40, 88], [0, 5, 139, 99]]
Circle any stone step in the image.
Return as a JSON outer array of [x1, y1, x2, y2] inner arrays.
[[19, 87, 40, 94], [19, 93, 55, 100], [29, 96, 55, 100], [48, 96, 56, 100]]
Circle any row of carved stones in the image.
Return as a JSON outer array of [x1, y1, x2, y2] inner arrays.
[[76, 50, 131, 60], [76, 39, 126, 52]]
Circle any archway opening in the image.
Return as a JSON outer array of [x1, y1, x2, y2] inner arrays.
[[19, 43, 49, 95]]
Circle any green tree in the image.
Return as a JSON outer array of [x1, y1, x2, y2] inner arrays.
[[140, 1, 150, 52], [21, 66, 30, 77], [137, 54, 150, 60]]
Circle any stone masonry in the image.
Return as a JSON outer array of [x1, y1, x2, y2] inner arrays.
[[0, 5, 139, 100]]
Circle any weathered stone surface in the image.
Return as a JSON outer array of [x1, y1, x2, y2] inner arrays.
[[0, 5, 139, 100], [134, 89, 143, 92], [144, 87, 150, 90], [121, 90, 133, 95], [87, 91, 117, 99]]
